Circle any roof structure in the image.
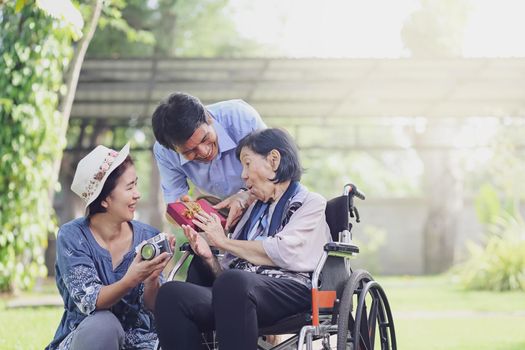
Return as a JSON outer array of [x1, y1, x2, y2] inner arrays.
[[69, 57, 525, 151], [73, 57, 525, 120], [59, 58, 525, 275]]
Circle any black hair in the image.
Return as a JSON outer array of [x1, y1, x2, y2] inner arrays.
[[236, 128, 303, 183], [86, 156, 134, 218], [151, 92, 207, 149]]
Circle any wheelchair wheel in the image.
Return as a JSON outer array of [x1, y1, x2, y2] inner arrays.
[[336, 269, 396, 350]]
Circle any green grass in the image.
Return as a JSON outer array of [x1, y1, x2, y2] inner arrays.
[[1, 275, 524, 349], [0, 305, 62, 350], [381, 275, 525, 312], [396, 318, 525, 350], [379, 275, 525, 350]]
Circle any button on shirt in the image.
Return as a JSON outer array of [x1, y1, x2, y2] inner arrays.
[[153, 99, 266, 203]]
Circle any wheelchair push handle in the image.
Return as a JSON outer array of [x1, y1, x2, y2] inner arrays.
[[344, 183, 366, 200], [344, 183, 364, 223]]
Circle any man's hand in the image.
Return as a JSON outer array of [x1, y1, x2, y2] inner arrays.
[[180, 194, 192, 202], [214, 190, 253, 231]]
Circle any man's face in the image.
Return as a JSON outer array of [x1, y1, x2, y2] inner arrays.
[[175, 118, 218, 162]]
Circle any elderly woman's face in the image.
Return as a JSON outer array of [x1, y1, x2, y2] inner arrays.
[[239, 147, 277, 202]]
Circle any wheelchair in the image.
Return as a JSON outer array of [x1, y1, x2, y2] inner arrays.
[[162, 184, 396, 350]]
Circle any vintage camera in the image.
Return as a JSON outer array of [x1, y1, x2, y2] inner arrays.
[[137, 232, 172, 261]]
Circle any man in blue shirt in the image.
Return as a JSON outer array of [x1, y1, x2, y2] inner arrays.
[[152, 93, 286, 345], [152, 92, 266, 230]]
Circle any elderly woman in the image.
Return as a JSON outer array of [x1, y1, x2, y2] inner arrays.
[[154, 128, 331, 350], [46, 144, 174, 350]]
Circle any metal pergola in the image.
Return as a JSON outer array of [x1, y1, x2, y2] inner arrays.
[[50, 57, 525, 275], [68, 57, 525, 151], [73, 57, 525, 117]]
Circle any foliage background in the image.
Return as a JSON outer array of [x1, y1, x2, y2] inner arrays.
[[1, 0, 524, 293], [0, 1, 72, 291]]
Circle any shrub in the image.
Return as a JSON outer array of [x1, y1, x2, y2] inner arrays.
[[0, 1, 72, 291], [456, 212, 525, 291]]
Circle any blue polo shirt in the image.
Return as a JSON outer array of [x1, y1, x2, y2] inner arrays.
[[153, 99, 266, 203]]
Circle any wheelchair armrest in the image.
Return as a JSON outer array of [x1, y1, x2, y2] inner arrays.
[[179, 242, 193, 253], [167, 242, 220, 281], [179, 242, 220, 255], [324, 242, 359, 256]]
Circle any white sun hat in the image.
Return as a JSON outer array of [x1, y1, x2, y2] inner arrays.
[[71, 143, 130, 207]]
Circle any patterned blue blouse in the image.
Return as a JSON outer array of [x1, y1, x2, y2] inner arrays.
[[46, 218, 162, 350]]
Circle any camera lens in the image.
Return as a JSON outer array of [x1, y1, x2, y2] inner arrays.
[[141, 243, 157, 260]]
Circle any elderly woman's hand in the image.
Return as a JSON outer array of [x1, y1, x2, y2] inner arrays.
[[192, 211, 228, 249], [214, 190, 253, 231], [182, 224, 214, 261]]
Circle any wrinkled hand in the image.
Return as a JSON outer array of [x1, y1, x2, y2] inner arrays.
[[125, 250, 172, 287], [182, 224, 213, 260], [192, 211, 228, 249], [214, 191, 252, 231]]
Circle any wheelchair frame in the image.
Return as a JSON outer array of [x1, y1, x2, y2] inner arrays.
[[162, 184, 396, 350]]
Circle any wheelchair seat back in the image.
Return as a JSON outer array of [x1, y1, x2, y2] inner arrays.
[[325, 194, 351, 241], [260, 192, 356, 335], [316, 194, 355, 314]]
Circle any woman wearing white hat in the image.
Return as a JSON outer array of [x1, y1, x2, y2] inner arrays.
[[46, 143, 174, 350]]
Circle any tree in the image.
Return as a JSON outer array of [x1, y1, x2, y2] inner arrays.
[[0, 0, 80, 291], [0, 0, 109, 291], [86, 0, 155, 57], [87, 0, 266, 57], [401, 0, 471, 57], [456, 136, 525, 291], [401, 0, 471, 273]]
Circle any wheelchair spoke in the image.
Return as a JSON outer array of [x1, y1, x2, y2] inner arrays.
[[358, 300, 372, 350], [343, 271, 396, 350], [201, 331, 218, 350], [368, 299, 379, 350]]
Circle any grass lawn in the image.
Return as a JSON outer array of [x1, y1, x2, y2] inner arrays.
[[0, 306, 62, 350], [1, 275, 524, 349], [0, 279, 60, 350], [380, 276, 525, 350]]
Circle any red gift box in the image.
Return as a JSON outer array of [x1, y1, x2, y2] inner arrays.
[[166, 199, 226, 231]]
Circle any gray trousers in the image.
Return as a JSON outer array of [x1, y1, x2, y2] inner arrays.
[[69, 311, 125, 350]]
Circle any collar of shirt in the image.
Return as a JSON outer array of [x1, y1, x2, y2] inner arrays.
[[179, 115, 237, 166]]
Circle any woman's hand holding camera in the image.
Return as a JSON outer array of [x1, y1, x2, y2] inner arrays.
[[126, 251, 169, 286], [144, 234, 175, 284], [126, 234, 175, 286]]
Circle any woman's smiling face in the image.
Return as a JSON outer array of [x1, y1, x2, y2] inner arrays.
[[103, 165, 141, 221], [239, 147, 277, 202]]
